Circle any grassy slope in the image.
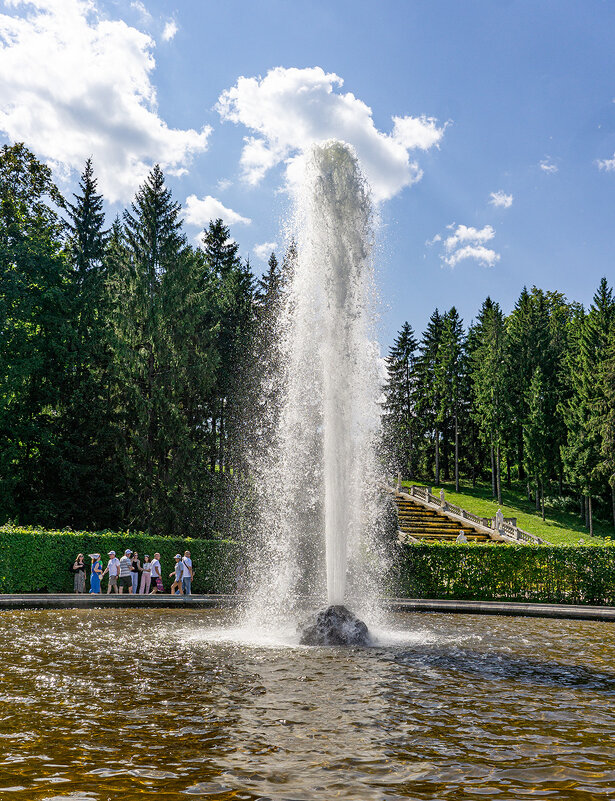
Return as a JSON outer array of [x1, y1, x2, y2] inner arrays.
[[400, 478, 614, 546]]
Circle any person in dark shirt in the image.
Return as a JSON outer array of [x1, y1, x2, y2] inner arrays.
[[131, 552, 142, 595], [72, 554, 86, 594]]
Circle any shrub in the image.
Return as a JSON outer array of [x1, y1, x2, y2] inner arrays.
[[0, 525, 242, 594], [395, 542, 615, 605]]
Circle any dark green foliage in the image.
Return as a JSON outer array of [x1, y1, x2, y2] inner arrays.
[[0, 150, 255, 538], [57, 159, 119, 527], [0, 525, 241, 594], [0, 143, 70, 523], [383, 322, 418, 477], [385, 279, 615, 533], [396, 543, 615, 604]]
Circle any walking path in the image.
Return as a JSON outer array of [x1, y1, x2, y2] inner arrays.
[[0, 594, 613, 621], [0, 594, 239, 610], [388, 598, 615, 622]]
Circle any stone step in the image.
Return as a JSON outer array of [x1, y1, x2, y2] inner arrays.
[[392, 493, 499, 544], [401, 525, 486, 535]]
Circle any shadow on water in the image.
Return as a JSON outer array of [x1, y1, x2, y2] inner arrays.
[[393, 646, 615, 693]]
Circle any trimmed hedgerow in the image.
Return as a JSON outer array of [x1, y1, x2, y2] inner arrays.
[[395, 542, 615, 605], [3, 527, 615, 605], [0, 525, 242, 594]]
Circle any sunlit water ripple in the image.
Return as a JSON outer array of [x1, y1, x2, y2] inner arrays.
[[0, 608, 614, 800]]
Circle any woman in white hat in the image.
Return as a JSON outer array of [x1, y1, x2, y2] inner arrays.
[[89, 553, 103, 594]]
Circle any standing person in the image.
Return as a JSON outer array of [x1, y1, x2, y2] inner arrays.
[[130, 551, 142, 595], [182, 551, 193, 596], [72, 554, 86, 594], [89, 553, 103, 594], [118, 549, 133, 594], [140, 555, 152, 594], [169, 554, 184, 595], [149, 552, 163, 594], [102, 551, 120, 593]]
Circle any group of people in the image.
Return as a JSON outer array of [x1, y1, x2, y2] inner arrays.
[[71, 550, 194, 595]]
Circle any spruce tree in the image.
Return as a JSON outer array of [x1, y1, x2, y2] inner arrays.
[[599, 331, 615, 527], [561, 278, 615, 534], [524, 366, 550, 520], [414, 310, 444, 483], [122, 165, 189, 531], [58, 159, 119, 527], [383, 322, 419, 478], [468, 297, 507, 503], [435, 308, 465, 491]]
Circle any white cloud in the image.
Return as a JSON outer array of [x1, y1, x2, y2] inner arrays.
[[597, 154, 615, 171], [216, 66, 447, 202], [162, 19, 177, 42], [435, 223, 500, 268], [489, 190, 513, 208], [216, 178, 233, 191], [254, 241, 277, 261], [0, 0, 210, 202], [444, 244, 500, 268], [444, 224, 495, 252], [184, 194, 251, 228], [131, 1, 152, 23], [392, 115, 448, 150], [540, 158, 558, 174], [425, 233, 441, 246]]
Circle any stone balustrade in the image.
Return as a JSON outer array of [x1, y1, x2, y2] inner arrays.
[[402, 484, 544, 545]]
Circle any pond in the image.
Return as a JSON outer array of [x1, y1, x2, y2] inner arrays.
[[0, 609, 614, 800]]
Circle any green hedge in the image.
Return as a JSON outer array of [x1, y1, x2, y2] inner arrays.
[[3, 527, 615, 605], [0, 525, 242, 594], [396, 542, 615, 605]]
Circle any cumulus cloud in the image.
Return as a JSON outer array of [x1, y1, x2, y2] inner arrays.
[[0, 0, 210, 202], [184, 194, 251, 228], [162, 19, 177, 42], [216, 178, 233, 191], [254, 241, 277, 261], [444, 244, 500, 268], [445, 224, 495, 251], [489, 190, 513, 208], [435, 224, 500, 268], [216, 66, 447, 202], [540, 158, 558, 174], [597, 154, 615, 172]]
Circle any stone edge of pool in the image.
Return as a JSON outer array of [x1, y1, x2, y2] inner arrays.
[[0, 595, 614, 621]]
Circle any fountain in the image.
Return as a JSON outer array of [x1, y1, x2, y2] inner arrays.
[[245, 141, 386, 644]]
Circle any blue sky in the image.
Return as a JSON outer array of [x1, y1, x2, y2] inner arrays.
[[1, 0, 614, 345]]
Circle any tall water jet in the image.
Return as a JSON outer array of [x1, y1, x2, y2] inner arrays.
[[244, 141, 386, 640]]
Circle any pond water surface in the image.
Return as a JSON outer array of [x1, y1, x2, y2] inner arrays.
[[0, 609, 614, 800]]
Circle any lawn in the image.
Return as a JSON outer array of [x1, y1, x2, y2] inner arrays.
[[400, 478, 614, 546]]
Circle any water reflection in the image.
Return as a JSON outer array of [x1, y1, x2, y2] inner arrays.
[[0, 609, 614, 800]]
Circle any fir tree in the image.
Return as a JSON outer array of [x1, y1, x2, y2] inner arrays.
[[468, 297, 507, 503], [435, 308, 465, 491], [383, 322, 419, 478], [414, 310, 444, 482], [561, 278, 615, 534], [524, 366, 550, 520]]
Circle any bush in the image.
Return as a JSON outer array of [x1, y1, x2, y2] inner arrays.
[[395, 542, 615, 605], [0, 525, 242, 594]]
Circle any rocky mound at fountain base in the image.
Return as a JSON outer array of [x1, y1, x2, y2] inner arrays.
[[299, 604, 370, 646]]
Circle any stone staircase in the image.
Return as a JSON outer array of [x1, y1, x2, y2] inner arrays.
[[394, 494, 494, 543]]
